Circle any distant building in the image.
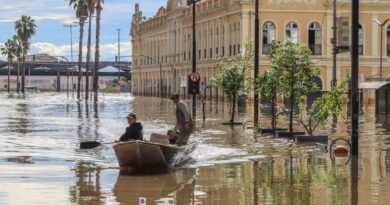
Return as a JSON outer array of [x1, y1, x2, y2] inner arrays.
[[131, 0, 390, 99], [25, 54, 59, 62], [0, 57, 130, 92]]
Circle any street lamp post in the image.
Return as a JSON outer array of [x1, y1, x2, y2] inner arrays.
[[117, 28, 121, 81], [63, 24, 78, 98], [373, 19, 390, 81]]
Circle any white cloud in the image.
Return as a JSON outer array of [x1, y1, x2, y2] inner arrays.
[[29, 41, 132, 61]]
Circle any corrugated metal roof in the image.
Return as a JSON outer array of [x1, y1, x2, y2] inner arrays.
[[99, 66, 124, 73], [359, 81, 390, 89]]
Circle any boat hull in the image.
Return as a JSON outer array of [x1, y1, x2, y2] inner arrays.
[[113, 140, 197, 173]]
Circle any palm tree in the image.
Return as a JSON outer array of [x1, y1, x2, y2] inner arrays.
[[69, 0, 88, 100], [85, 0, 96, 101], [0, 36, 19, 93], [15, 15, 36, 94], [94, 0, 104, 104], [13, 36, 22, 93]]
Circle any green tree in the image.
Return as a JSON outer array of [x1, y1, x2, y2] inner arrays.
[[69, 0, 88, 100], [297, 80, 348, 136], [268, 41, 320, 132], [0, 36, 19, 93], [93, 0, 104, 104], [212, 43, 253, 123], [256, 70, 284, 130], [15, 15, 36, 94]]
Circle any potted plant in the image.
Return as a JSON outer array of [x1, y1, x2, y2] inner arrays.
[[211, 43, 253, 125], [267, 41, 320, 138], [295, 80, 348, 143]]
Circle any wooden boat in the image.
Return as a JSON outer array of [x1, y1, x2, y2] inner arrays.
[[113, 134, 198, 173]]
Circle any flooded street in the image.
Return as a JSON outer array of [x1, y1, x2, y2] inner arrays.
[[0, 92, 389, 205]]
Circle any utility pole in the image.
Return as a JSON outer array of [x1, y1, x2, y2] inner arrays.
[[117, 28, 121, 81], [351, 0, 359, 157], [63, 24, 78, 98], [254, 0, 260, 128], [332, 0, 337, 86], [191, 0, 198, 119], [350, 2, 360, 205]]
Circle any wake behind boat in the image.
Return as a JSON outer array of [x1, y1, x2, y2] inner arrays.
[[113, 134, 198, 173]]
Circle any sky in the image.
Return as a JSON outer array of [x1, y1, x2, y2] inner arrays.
[[0, 0, 167, 62]]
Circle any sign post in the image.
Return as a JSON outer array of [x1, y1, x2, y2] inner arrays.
[[188, 72, 200, 94]]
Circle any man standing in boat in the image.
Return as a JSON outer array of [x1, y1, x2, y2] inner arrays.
[[118, 112, 143, 142], [169, 93, 194, 146]]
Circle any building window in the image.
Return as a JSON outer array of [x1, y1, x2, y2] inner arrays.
[[229, 45, 232, 56], [210, 48, 213, 58], [286, 21, 299, 44], [204, 49, 207, 59], [358, 24, 363, 55], [199, 49, 201, 59], [233, 45, 236, 55], [308, 22, 322, 55], [222, 46, 225, 57], [238, 44, 240, 54], [184, 52, 186, 61], [262, 21, 276, 54], [216, 47, 219, 56], [387, 24, 390, 56]]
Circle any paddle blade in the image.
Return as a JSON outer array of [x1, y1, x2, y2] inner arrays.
[[80, 141, 102, 149]]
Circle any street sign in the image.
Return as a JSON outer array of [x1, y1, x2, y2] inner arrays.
[[98, 79, 107, 89], [188, 72, 200, 94], [189, 72, 200, 83]]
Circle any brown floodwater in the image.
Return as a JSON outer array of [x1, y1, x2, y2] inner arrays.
[[0, 93, 389, 205]]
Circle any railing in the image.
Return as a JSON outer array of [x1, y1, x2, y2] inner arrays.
[[308, 44, 322, 55]]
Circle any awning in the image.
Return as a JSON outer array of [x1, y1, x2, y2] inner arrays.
[[359, 81, 390, 89]]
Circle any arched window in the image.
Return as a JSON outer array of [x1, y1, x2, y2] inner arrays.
[[387, 24, 390, 56], [262, 21, 276, 54], [308, 22, 322, 55], [286, 21, 299, 44], [358, 24, 363, 55]]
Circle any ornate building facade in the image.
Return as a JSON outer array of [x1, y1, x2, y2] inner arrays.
[[130, 0, 390, 98]]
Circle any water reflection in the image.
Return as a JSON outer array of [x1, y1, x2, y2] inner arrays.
[[1, 93, 390, 205], [70, 162, 103, 205], [114, 168, 196, 205]]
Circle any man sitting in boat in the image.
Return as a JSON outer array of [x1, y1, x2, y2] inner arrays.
[[169, 93, 194, 146], [118, 112, 143, 142]]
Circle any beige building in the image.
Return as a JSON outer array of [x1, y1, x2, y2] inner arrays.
[[130, 0, 390, 99]]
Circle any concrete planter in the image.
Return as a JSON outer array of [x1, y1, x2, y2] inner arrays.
[[275, 131, 306, 140], [295, 135, 328, 144], [259, 128, 288, 134], [221, 122, 243, 126]]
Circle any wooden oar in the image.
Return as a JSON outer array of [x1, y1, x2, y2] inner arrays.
[[80, 141, 116, 149]]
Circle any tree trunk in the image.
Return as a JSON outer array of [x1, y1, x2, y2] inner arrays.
[[77, 20, 85, 100], [21, 50, 25, 94], [7, 58, 11, 93], [289, 71, 295, 132], [85, 14, 92, 101], [94, 2, 102, 104], [16, 59, 20, 93], [271, 95, 276, 129], [230, 94, 236, 123]]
